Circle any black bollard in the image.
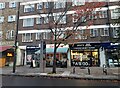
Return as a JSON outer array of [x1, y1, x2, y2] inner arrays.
[[73, 66, 75, 74], [88, 67, 90, 75], [103, 64, 107, 75]]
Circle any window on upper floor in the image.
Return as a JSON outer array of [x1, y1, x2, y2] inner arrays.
[[79, 29, 87, 39], [6, 30, 15, 40], [43, 32, 51, 40], [0, 16, 4, 23], [99, 10, 107, 18], [100, 28, 109, 36], [89, 11, 97, 20], [44, 17, 49, 24], [8, 15, 16, 22], [112, 27, 119, 38], [44, 2, 49, 8], [22, 33, 32, 42], [72, 13, 78, 23], [54, 15, 66, 24], [72, 0, 85, 6], [24, 4, 34, 12], [23, 18, 34, 27], [90, 29, 98, 37], [54, 1, 65, 9], [0, 3, 5, 9], [111, 9, 120, 19], [36, 17, 43, 24], [37, 2, 43, 9], [0, 31, 2, 40], [36, 33, 41, 40], [9, 2, 16, 8]]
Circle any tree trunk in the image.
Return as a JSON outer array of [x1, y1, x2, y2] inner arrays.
[[52, 42, 57, 73]]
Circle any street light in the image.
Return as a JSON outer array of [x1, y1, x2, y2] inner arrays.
[[13, 2, 20, 73]]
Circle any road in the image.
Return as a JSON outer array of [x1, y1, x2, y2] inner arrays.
[[2, 76, 119, 87]]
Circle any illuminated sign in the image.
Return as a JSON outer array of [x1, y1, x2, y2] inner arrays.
[[7, 53, 13, 57]]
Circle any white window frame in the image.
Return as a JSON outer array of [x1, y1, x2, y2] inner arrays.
[[9, 2, 16, 8], [54, 1, 65, 9], [37, 3, 43, 9], [8, 15, 16, 22], [59, 15, 66, 24], [24, 4, 34, 12], [54, 15, 66, 24], [0, 31, 2, 40], [6, 30, 14, 40], [23, 18, 34, 27], [0, 16, 4, 23], [36, 17, 42, 24], [0, 3, 5, 9], [72, 0, 85, 6], [36, 33, 41, 40], [22, 33, 33, 42], [112, 27, 119, 38], [72, 13, 78, 23], [99, 11, 107, 18], [44, 2, 49, 8], [111, 9, 120, 19], [100, 28, 109, 36], [44, 17, 49, 24], [79, 29, 87, 39], [90, 28, 98, 37]]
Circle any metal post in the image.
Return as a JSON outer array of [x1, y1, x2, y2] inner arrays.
[[88, 66, 90, 75], [40, 33, 44, 73], [13, 2, 20, 73]]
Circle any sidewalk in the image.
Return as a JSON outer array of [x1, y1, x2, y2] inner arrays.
[[0, 66, 120, 81]]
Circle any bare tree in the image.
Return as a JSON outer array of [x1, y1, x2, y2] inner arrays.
[[41, 1, 106, 73]]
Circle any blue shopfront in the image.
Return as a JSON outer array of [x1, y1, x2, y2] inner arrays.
[[101, 42, 120, 67]]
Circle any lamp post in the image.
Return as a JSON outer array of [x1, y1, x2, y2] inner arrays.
[[13, 2, 20, 73]]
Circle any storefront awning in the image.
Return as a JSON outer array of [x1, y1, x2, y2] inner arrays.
[[0, 46, 13, 52], [35, 47, 68, 54]]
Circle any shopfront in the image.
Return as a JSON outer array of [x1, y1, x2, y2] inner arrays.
[[26, 46, 40, 65], [101, 43, 120, 67], [69, 43, 100, 67], [35, 44, 70, 68], [46, 47, 68, 68]]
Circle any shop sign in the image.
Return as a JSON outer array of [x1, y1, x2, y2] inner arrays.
[[7, 52, 13, 57], [71, 61, 89, 66]]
